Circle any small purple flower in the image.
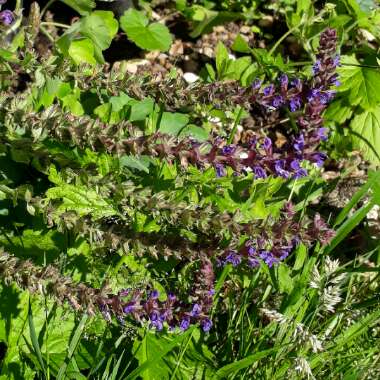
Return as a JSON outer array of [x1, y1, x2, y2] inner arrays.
[[253, 166, 267, 179], [310, 152, 327, 167], [320, 90, 336, 104], [272, 95, 284, 108], [262, 137, 272, 150], [0, 0, 8, 5], [293, 168, 308, 179], [191, 303, 202, 317], [248, 246, 256, 256], [329, 73, 341, 87], [293, 134, 305, 153], [263, 84, 275, 96], [222, 145, 236, 155], [279, 74, 288, 88], [208, 288, 215, 296], [290, 159, 301, 171], [248, 256, 260, 268], [225, 251, 242, 267], [316, 127, 328, 141], [307, 88, 321, 102], [333, 55, 340, 67], [123, 303, 135, 314], [279, 248, 291, 260], [0, 9, 13, 25], [259, 251, 277, 268], [291, 78, 302, 90], [215, 164, 226, 178], [274, 160, 290, 179], [150, 290, 159, 299], [312, 60, 322, 75], [180, 317, 190, 331], [151, 319, 163, 331], [289, 96, 302, 112], [201, 318, 213, 332], [167, 292, 176, 302], [252, 78, 262, 89]]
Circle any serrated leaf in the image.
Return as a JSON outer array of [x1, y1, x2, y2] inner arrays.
[[325, 99, 353, 124], [350, 107, 380, 164], [338, 56, 380, 110], [120, 9, 172, 51], [46, 184, 118, 220]]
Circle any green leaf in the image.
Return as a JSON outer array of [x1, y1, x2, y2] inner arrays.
[[231, 34, 251, 53], [338, 56, 380, 110], [58, 11, 118, 64], [120, 9, 172, 51], [350, 107, 380, 164], [215, 41, 229, 76], [158, 112, 189, 135], [325, 99, 353, 124], [119, 155, 152, 173], [127, 328, 196, 380], [60, 0, 95, 15], [276, 264, 293, 294], [46, 184, 118, 220], [178, 125, 209, 141], [213, 348, 277, 378], [68, 38, 96, 65]]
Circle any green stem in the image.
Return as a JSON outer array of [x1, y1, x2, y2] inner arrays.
[[41, 21, 70, 29], [269, 26, 299, 56]]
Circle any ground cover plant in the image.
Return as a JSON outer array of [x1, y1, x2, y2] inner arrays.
[[0, 0, 380, 379]]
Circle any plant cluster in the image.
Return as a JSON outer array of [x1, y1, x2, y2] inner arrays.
[[0, 0, 379, 379]]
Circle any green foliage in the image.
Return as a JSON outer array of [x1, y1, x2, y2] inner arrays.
[[58, 11, 118, 64], [120, 9, 172, 52], [0, 0, 380, 379]]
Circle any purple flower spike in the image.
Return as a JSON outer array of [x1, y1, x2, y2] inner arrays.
[[0, 9, 13, 25], [201, 318, 213, 332], [180, 317, 190, 331]]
